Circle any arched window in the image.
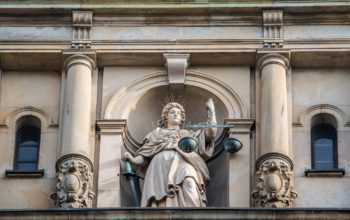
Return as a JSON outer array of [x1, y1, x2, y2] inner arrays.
[[311, 113, 337, 170], [14, 116, 41, 171]]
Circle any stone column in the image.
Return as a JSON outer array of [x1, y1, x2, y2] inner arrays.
[[51, 54, 96, 208], [252, 52, 297, 208]]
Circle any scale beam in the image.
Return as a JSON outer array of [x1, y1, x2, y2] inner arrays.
[[185, 124, 235, 129]]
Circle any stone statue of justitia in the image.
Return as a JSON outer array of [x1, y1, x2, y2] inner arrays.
[[124, 98, 217, 207]]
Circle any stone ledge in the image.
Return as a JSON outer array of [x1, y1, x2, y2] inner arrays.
[[0, 208, 349, 220], [305, 168, 345, 177], [5, 169, 44, 178]]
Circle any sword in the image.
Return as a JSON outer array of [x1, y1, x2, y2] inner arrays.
[[121, 160, 144, 206]]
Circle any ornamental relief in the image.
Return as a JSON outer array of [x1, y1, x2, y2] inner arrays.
[[51, 158, 95, 208], [252, 159, 297, 208]]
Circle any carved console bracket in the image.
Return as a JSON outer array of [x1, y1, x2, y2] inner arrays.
[[71, 11, 93, 49], [252, 152, 297, 208], [51, 154, 95, 208], [164, 53, 190, 90], [263, 10, 284, 48]]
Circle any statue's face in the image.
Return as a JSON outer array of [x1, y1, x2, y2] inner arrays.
[[167, 107, 182, 126]]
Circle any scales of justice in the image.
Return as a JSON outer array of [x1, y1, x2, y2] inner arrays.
[[122, 98, 242, 207]]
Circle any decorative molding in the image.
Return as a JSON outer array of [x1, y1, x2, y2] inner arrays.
[[294, 104, 350, 128], [255, 152, 293, 170], [252, 153, 297, 208], [55, 154, 93, 172], [257, 51, 290, 72], [71, 11, 93, 49], [104, 70, 248, 119], [225, 118, 255, 134], [263, 10, 284, 48], [51, 154, 95, 208], [163, 53, 190, 90]]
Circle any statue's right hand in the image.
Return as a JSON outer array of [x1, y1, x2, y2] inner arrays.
[[123, 152, 134, 162]]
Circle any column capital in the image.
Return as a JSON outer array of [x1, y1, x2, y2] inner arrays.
[[62, 51, 96, 72], [256, 50, 290, 72]]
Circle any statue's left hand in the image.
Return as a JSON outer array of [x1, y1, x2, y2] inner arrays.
[[206, 98, 215, 114]]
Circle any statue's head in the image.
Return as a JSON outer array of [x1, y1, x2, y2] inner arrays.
[[160, 102, 185, 128]]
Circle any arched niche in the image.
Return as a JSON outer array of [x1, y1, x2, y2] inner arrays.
[[105, 70, 248, 143]]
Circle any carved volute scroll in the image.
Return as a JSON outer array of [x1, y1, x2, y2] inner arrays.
[[51, 155, 95, 208], [252, 153, 297, 208]]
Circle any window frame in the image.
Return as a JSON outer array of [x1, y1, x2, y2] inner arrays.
[[4, 107, 51, 178], [13, 122, 41, 171], [311, 123, 338, 170], [305, 112, 345, 177]]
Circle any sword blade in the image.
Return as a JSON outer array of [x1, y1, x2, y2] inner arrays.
[[128, 176, 140, 207]]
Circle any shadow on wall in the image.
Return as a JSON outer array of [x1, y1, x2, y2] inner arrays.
[[120, 85, 229, 207]]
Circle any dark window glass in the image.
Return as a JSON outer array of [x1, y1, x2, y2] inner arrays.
[[311, 123, 337, 169], [14, 118, 41, 171]]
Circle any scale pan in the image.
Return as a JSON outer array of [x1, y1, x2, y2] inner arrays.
[[178, 137, 198, 153], [223, 137, 243, 154]]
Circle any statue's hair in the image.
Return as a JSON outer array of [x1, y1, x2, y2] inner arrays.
[[159, 102, 185, 128]]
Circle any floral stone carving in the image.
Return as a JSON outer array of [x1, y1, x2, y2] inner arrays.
[[51, 156, 95, 208], [252, 155, 297, 208]]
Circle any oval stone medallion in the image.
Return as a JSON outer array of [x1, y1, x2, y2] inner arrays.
[[266, 174, 282, 192]]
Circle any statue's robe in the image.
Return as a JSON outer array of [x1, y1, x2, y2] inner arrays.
[[135, 127, 214, 207]]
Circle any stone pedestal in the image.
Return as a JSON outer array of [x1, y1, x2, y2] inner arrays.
[[51, 54, 96, 208], [252, 52, 297, 208]]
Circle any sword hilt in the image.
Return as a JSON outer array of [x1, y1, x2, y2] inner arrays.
[[121, 160, 144, 180]]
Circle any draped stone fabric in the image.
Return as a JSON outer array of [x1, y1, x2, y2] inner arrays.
[[135, 127, 214, 207]]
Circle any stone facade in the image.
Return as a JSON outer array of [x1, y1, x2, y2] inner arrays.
[[0, 0, 349, 213]]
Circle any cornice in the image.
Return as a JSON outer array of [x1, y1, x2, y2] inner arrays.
[[2, 12, 350, 27], [1, 1, 350, 10]]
